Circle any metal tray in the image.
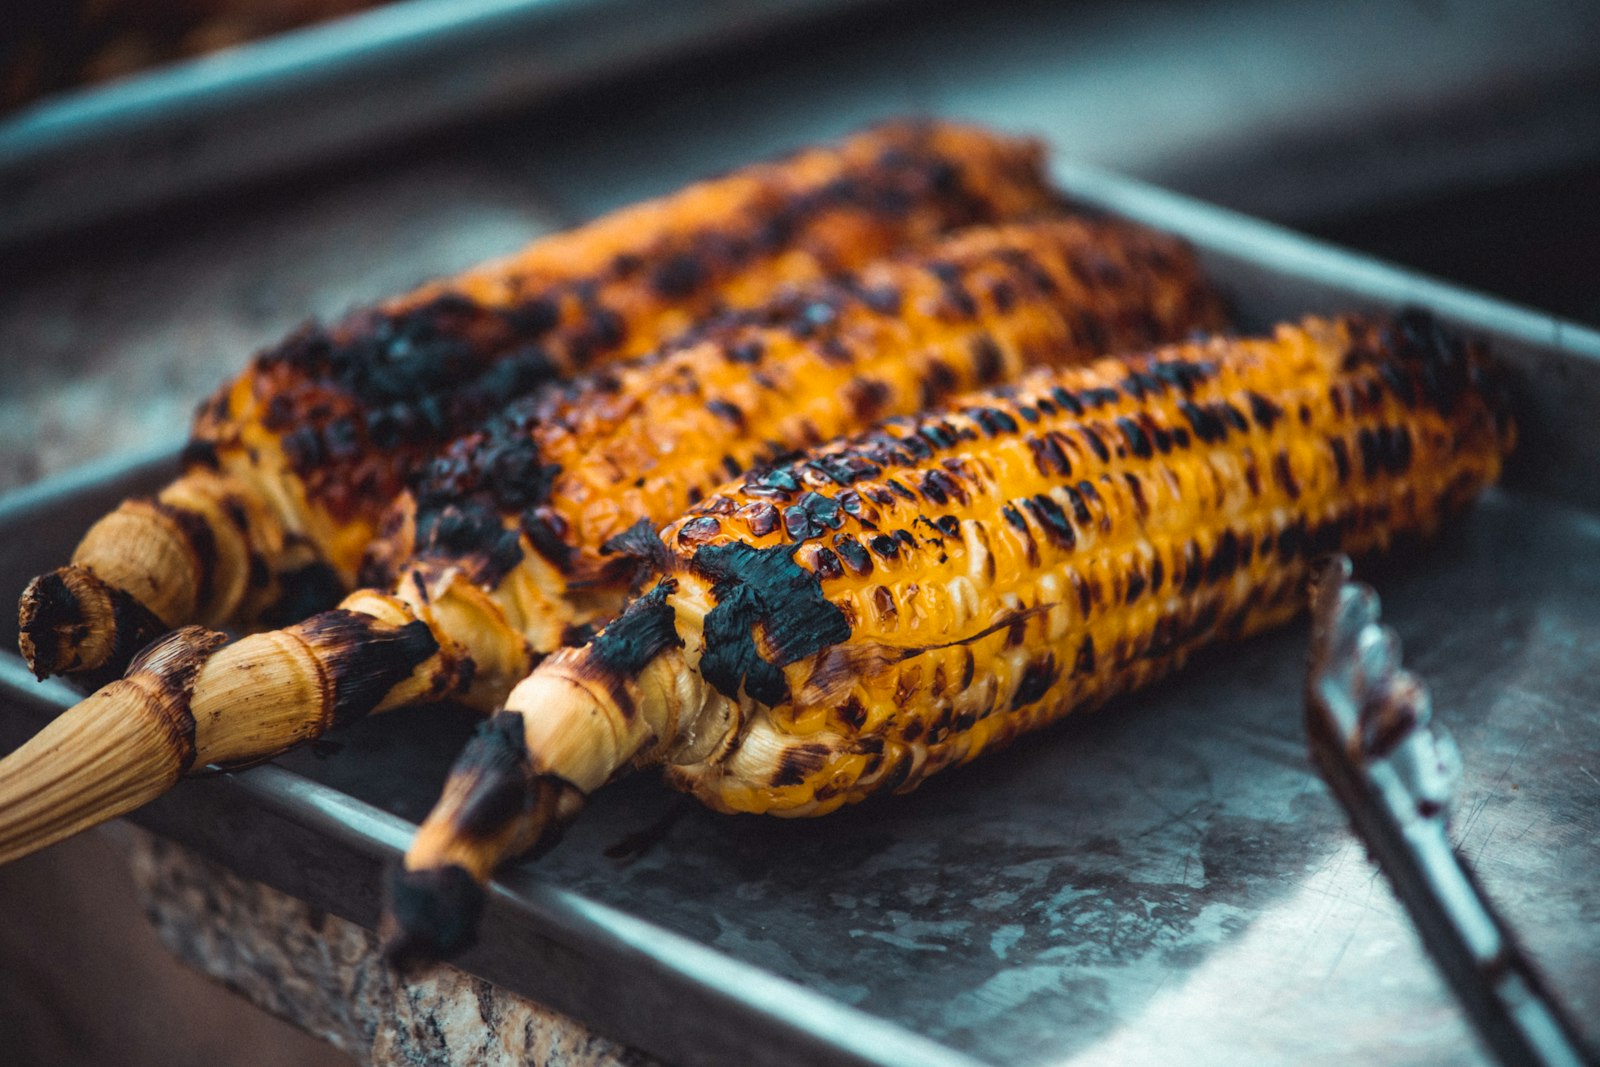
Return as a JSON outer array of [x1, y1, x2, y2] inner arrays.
[[0, 0, 886, 247], [1, 170, 1598, 1067]]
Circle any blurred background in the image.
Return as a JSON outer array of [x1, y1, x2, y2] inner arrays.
[[0, 0, 1596, 1062]]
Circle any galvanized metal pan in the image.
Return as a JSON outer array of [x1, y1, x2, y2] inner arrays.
[[1, 169, 1598, 1067], [0, 0, 887, 247]]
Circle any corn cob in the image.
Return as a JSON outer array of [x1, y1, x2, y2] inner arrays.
[[0, 217, 1224, 868], [19, 119, 1061, 683], [384, 311, 1511, 961]]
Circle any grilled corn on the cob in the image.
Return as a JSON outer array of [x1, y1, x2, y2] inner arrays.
[[0, 217, 1223, 867], [385, 311, 1511, 960], [19, 120, 1061, 682]]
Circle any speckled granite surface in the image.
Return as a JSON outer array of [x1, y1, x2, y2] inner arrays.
[[128, 830, 660, 1067]]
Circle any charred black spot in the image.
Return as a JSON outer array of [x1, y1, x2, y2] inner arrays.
[[707, 399, 746, 432], [1121, 369, 1159, 401], [919, 423, 956, 450], [590, 582, 683, 683], [261, 561, 346, 629], [744, 466, 801, 498], [1023, 494, 1076, 549], [783, 491, 845, 542], [417, 500, 525, 585], [1276, 520, 1307, 562], [1385, 307, 1472, 415], [1068, 571, 1090, 616], [1247, 391, 1282, 431], [1150, 554, 1165, 593], [1001, 504, 1027, 533], [694, 542, 851, 706], [771, 742, 831, 788], [1050, 386, 1085, 416], [651, 252, 707, 299], [520, 506, 574, 571], [728, 339, 765, 365], [968, 406, 1019, 437], [1125, 564, 1146, 604], [1389, 425, 1414, 473], [503, 297, 560, 337], [1180, 401, 1228, 444], [1273, 451, 1300, 500], [834, 536, 873, 576], [1124, 472, 1148, 518], [918, 470, 952, 506], [970, 336, 1005, 383], [1180, 540, 1204, 594], [1063, 483, 1093, 526], [1378, 359, 1418, 408], [179, 438, 220, 471], [861, 284, 903, 316], [296, 609, 441, 726], [990, 278, 1017, 312], [1329, 437, 1352, 484], [805, 452, 884, 487], [837, 695, 868, 730], [812, 547, 844, 581], [920, 358, 959, 408], [1116, 416, 1153, 459], [1012, 654, 1059, 710], [1082, 427, 1111, 463], [677, 516, 723, 547], [846, 377, 892, 423], [600, 518, 672, 576], [869, 534, 901, 559], [741, 502, 781, 537], [450, 712, 533, 839], [934, 514, 960, 538], [1074, 635, 1096, 676], [1206, 529, 1240, 584]]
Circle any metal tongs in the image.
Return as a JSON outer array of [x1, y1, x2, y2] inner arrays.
[[1305, 556, 1595, 1067]]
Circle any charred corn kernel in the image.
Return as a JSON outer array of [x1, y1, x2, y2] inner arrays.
[[386, 310, 1511, 961], [21, 120, 1062, 681], [373, 215, 1227, 654], [0, 215, 1224, 872]]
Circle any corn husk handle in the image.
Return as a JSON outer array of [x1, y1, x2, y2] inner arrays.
[[0, 593, 473, 867], [382, 637, 701, 964], [17, 466, 327, 682]]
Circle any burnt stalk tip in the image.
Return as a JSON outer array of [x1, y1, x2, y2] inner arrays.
[[19, 569, 93, 680], [19, 565, 171, 684], [380, 863, 487, 973]]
